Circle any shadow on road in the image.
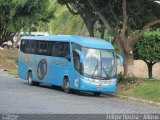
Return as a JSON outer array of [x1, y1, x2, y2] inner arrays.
[[23, 82, 116, 98]]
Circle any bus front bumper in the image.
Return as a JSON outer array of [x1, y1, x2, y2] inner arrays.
[[79, 78, 117, 93]]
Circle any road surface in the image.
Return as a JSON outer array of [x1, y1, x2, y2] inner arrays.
[[0, 70, 160, 114]]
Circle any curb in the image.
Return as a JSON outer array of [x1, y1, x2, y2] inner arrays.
[[113, 94, 160, 107]]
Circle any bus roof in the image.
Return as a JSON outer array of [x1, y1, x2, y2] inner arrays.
[[21, 35, 114, 49]]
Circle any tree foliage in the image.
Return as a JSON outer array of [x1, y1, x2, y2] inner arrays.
[[49, 0, 88, 35], [0, 0, 54, 45], [58, 0, 160, 77], [134, 30, 160, 78], [57, 0, 104, 37]]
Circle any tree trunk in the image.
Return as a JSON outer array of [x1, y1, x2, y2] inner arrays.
[[88, 25, 94, 37], [115, 36, 134, 78], [145, 61, 154, 79], [148, 64, 153, 79], [81, 15, 95, 37], [100, 26, 105, 39], [123, 54, 134, 78], [85, 21, 94, 37]]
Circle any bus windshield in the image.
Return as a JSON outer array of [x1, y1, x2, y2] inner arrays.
[[82, 47, 116, 79]]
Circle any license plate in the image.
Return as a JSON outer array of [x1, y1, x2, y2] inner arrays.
[[97, 87, 103, 90]]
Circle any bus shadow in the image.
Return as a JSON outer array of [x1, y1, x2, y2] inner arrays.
[[74, 91, 116, 98], [24, 82, 115, 98]]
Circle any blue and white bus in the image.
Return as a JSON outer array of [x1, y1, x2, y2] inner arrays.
[[18, 35, 123, 96]]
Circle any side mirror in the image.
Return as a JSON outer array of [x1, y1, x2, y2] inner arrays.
[[74, 49, 84, 63], [116, 53, 123, 66]]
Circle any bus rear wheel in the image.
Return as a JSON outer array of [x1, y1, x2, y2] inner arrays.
[[93, 92, 101, 96], [63, 78, 71, 93], [28, 72, 39, 86]]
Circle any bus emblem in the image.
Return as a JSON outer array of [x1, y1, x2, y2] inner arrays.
[[37, 59, 47, 80]]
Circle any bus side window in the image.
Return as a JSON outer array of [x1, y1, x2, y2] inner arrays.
[[73, 51, 80, 72], [25, 40, 29, 53], [52, 43, 60, 57], [38, 42, 43, 55], [43, 42, 47, 54], [61, 43, 70, 61], [28, 40, 37, 54], [46, 42, 52, 56], [20, 40, 26, 53], [52, 42, 64, 57], [52, 42, 70, 61], [38, 41, 47, 55], [72, 43, 81, 72]]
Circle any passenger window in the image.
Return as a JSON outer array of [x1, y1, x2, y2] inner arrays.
[[73, 51, 80, 72], [38, 41, 47, 55], [20, 40, 26, 53], [72, 43, 81, 71], [46, 42, 53, 56], [52, 42, 70, 61], [52, 43, 61, 57], [62, 43, 70, 60], [28, 40, 37, 54], [25, 40, 29, 53]]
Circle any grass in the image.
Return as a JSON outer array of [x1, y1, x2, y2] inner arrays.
[[7, 69, 18, 76], [118, 78, 160, 102]]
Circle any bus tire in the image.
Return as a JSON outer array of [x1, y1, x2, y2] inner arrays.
[[28, 72, 39, 86], [93, 92, 101, 96], [63, 78, 71, 93]]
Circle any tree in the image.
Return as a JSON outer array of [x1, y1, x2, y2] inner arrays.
[[134, 30, 160, 79], [0, 0, 54, 46], [57, 0, 106, 37], [60, 0, 160, 77]]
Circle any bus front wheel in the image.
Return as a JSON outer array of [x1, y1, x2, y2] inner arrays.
[[63, 78, 71, 93], [28, 72, 39, 86]]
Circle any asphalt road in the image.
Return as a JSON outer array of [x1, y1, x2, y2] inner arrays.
[[0, 70, 160, 114]]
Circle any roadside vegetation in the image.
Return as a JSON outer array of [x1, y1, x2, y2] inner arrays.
[[49, 1, 88, 35], [7, 69, 18, 76], [0, 49, 18, 70], [0, 48, 18, 76], [134, 30, 160, 79], [117, 78, 160, 102]]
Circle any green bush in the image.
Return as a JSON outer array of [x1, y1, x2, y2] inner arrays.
[[117, 72, 124, 84], [15, 57, 18, 65]]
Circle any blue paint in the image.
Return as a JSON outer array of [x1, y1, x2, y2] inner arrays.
[[18, 35, 122, 93], [116, 53, 124, 66]]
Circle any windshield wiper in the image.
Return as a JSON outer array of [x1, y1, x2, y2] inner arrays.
[[91, 59, 98, 78]]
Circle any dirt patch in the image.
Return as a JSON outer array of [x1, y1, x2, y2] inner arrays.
[[0, 49, 18, 70]]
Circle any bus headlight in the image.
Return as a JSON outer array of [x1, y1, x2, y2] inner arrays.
[[110, 79, 117, 85], [80, 77, 94, 84]]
